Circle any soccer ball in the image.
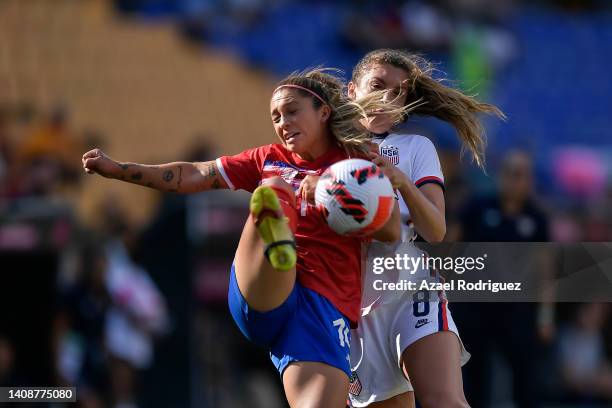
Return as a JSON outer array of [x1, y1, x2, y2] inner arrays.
[[315, 158, 394, 236]]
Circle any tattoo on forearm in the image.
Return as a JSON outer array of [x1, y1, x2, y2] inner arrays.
[[212, 179, 220, 189], [204, 164, 217, 178], [118, 163, 131, 170], [163, 170, 174, 182], [131, 172, 143, 181], [177, 165, 183, 191]]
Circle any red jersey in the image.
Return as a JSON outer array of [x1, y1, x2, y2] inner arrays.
[[216, 144, 364, 324]]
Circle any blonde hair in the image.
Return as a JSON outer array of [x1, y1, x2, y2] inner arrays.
[[352, 49, 506, 168], [275, 68, 410, 155]]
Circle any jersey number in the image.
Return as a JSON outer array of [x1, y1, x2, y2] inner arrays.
[[412, 290, 430, 317], [333, 318, 350, 347]]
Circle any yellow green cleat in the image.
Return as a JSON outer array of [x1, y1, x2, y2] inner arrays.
[[250, 186, 296, 271]]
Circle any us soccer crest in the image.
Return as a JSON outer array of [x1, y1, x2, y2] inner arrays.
[[380, 145, 399, 165]]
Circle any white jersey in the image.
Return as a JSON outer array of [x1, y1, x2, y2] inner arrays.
[[375, 133, 445, 241], [349, 133, 468, 407], [359, 134, 445, 314]]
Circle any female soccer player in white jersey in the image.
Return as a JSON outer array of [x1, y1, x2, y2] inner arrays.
[[346, 49, 505, 407], [82, 68, 405, 408]]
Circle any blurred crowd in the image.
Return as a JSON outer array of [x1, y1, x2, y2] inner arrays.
[[0, 104, 171, 408], [1, 0, 612, 407], [1, 96, 611, 407], [0, 104, 83, 201]]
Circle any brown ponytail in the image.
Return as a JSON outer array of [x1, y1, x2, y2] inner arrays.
[[352, 49, 506, 168]]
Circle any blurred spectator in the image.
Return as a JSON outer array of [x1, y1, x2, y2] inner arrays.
[[55, 241, 112, 408], [448, 0, 518, 100], [460, 150, 548, 242], [558, 303, 612, 404], [341, 0, 453, 53], [15, 105, 83, 197], [340, 0, 517, 74], [105, 238, 169, 408], [398, 1, 454, 51], [18, 105, 80, 172], [54, 195, 169, 408], [452, 25, 493, 97], [454, 149, 553, 408], [99, 197, 169, 408]]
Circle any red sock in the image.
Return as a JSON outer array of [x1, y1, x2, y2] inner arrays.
[[269, 185, 298, 233]]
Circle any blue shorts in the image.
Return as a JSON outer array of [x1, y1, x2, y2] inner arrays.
[[228, 265, 351, 378]]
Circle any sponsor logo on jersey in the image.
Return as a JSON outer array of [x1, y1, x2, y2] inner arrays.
[[415, 318, 430, 328], [349, 371, 362, 396], [262, 160, 319, 190], [380, 145, 399, 165]]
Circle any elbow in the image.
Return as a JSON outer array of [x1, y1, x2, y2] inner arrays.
[[378, 223, 401, 243], [428, 235, 444, 244], [426, 225, 446, 243]]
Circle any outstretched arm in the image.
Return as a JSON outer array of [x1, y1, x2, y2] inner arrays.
[[82, 148, 229, 193]]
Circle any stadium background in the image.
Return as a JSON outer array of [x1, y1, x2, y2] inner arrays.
[[0, 0, 611, 407]]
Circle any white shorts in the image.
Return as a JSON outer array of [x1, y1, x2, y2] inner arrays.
[[348, 295, 470, 406]]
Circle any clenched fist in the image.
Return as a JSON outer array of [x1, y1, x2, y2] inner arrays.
[[82, 148, 118, 178]]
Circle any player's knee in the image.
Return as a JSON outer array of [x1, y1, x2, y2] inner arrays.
[[418, 390, 469, 408]]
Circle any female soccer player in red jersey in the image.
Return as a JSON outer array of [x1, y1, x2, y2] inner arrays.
[[82, 69, 405, 408]]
